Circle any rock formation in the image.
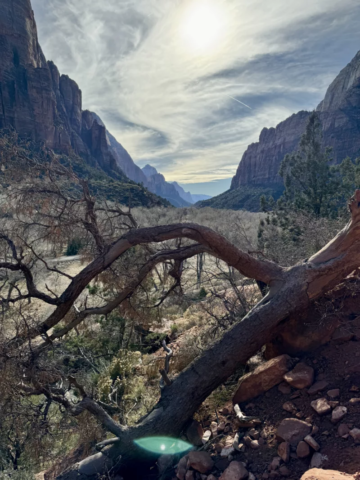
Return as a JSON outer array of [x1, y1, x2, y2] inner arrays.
[[142, 164, 191, 207], [231, 50, 360, 190]]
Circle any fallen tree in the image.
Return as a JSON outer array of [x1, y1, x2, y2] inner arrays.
[[2, 147, 360, 479]]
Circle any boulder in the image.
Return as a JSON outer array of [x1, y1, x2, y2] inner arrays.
[[338, 424, 350, 437], [220, 461, 249, 480], [188, 451, 214, 474], [283, 363, 314, 389], [233, 355, 294, 404], [311, 398, 332, 416], [301, 469, 355, 479], [276, 418, 312, 446]]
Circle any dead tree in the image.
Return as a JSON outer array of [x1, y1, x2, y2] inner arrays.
[[2, 147, 360, 478]]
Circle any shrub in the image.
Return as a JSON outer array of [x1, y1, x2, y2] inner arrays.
[[65, 238, 83, 256]]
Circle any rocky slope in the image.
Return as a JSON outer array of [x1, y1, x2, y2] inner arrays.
[[202, 50, 360, 211], [0, 0, 168, 207], [142, 164, 191, 207]]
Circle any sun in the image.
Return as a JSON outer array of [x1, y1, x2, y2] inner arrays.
[[180, 1, 226, 53]]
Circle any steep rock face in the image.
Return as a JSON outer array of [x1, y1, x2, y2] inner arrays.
[[231, 50, 360, 189], [231, 112, 311, 188], [171, 181, 194, 204], [142, 165, 191, 207], [0, 0, 134, 180]]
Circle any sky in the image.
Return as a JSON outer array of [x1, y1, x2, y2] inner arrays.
[[32, 0, 360, 195]]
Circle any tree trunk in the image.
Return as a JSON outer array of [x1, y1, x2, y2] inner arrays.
[[56, 192, 360, 479]]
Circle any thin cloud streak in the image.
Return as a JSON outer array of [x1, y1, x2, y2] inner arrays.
[[32, 0, 360, 189]]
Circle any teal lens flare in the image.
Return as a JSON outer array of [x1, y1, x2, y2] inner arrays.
[[134, 436, 192, 454]]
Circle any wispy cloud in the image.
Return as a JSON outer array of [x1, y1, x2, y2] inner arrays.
[[32, 0, 360, 185]]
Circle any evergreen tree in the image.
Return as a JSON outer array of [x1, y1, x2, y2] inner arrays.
[[278, 111, 341, 217]]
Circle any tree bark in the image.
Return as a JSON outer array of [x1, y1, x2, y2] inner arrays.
[[49, 192, 360, 478]]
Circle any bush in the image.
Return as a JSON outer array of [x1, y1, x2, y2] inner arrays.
[[65, 238, 83, 256], [199, 287, 208, 299]]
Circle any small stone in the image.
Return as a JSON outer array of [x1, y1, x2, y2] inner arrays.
[[221, 447, 235, 457], [218, 422, 226, 433], [328, 401, 339, 408], [221, 407, 230, 415], [311, 398, 331, 416], [224, 436, 234, 448], [278, 383, 292, 395], [250, 440, 260, 450], [270, 458, 281, 471], [276, 418, 312, 446], [283, 363, 314, 389], [350, 385, 359, 392], [176, 455, 189, 480], [279, 466, 290, 477], [311, 425, 319, 435], [233, 433, 245, 452], [282, 402, 297, 413], [310, 453, 327, 468], [249, 428, 260, 440], [349, 398, 360, 405], [331, 406, 347, 424], [277, 442, 290, 463], [249, 474, 256, 480], [202, 430, 212, 444], [214, 443, 223, 453], [304, 435, 320, 451], [296, 441, 310, 458], [219, 461, 249, 480], [185, 471, 195, 480], [188, 451, 214, 474], [349, 428, 360, 443], [207, 476, 218, 480], [327, 389, 340, 399], [295, 412, 304, 419], [244, 436, 252, 447], [210, 422, 218, 436], [337, 424, 350, 437], [308, 381, 329, 395]]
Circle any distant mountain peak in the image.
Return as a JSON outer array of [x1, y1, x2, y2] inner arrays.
[[142, 164, 159, 178]]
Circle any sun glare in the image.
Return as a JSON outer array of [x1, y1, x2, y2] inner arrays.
[[180, 1, 226, 53]]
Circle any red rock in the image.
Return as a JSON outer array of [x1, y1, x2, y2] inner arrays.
[[338, 424, 350, 437], [277, 442, 290, 463], [304, 435, 320, 451], [301, 469, 355, 479], [283, 363, 314, 389], [276, 418, 312, 446], [233, 355, 294, 404], [331, 406, 347, 424], [296, 441, 310, 458], [219, 461, 249, 480], [308, 381, 329, 395], [311, 398, 331, 416], [349, 428, 360, 443], [327, 389, 340, 399], [188, 452, 214, 474]]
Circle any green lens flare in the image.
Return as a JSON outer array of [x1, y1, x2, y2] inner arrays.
[[134, 437, 192, 454]]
